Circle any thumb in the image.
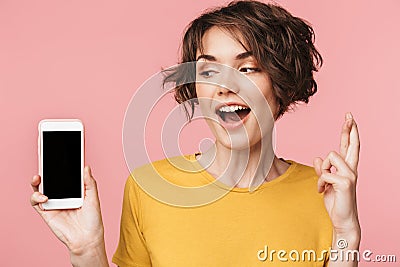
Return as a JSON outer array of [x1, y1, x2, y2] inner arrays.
[[84, 166, 99, 198], [313, 157, 323, 177]]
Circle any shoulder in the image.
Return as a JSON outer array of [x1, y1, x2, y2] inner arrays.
[[132, 154, 194, 176], [129, 154, 206, 187], [285, 159, 318, 182], [277, 159, 321, 194]]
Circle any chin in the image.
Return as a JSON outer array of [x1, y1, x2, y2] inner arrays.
[[215, 131, 261, 151]]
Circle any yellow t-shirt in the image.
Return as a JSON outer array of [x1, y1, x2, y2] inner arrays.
[[112, 154, 332, 267]]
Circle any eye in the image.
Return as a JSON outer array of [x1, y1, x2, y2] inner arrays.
[[239, 67, 261, 74], [199, 70, 219, 78]]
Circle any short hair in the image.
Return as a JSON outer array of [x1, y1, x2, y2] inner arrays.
[[163, 0, 323, 119]]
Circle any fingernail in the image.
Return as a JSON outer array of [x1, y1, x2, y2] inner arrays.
[[40, 195, 47, 201], [346, 112, 353, 120]]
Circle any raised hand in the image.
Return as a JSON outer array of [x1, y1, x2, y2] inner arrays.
[[313, 113, 361, 239]]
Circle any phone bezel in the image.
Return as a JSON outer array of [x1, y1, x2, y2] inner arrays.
[[38, 119, 84, 210]]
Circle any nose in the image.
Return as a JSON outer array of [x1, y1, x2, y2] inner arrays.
[[217, 86, 232, 96], [215, 68, 240, 95]]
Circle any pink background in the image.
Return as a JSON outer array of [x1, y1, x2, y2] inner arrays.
[[1, 0, 399, 266]]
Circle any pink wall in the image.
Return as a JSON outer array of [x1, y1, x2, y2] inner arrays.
[[1, 0, 399, 266]]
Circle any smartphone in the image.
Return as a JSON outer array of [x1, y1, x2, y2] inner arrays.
[[38, 119, 84, 210]]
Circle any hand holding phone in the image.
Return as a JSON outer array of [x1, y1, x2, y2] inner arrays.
[[30, 167, 104, 251], [31, 119, 108, 265]]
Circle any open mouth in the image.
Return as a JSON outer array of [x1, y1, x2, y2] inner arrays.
[[216, 104, 251, 124]]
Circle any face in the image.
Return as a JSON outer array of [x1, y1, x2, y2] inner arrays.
[[195, 26, 278, 150]]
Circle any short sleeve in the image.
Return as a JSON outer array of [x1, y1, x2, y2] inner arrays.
[[112, 175, 152, 267]]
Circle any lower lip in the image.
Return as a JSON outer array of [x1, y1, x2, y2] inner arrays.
[[216, 111, 251, 131]]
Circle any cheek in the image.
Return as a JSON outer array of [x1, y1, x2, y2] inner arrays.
[[248, 77, 278, 119], [263, 94, 279, 120], [195, 84, 202, 98], [257, 81, 278, 114], [195, 84, 216, 118], [195, 83, 218, 106], [195, 83, 211, 98], [265, 94, 277, 110]]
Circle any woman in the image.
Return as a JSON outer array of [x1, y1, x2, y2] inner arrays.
[[30, 1, 361, 266]]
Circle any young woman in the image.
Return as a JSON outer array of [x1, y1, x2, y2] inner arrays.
[[30, 1, 361, 266]]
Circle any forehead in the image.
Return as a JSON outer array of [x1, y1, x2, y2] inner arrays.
[[196, 26, 248, 59]]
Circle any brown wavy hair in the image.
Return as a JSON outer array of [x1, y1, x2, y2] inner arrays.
[[163, 0, 323, 119]]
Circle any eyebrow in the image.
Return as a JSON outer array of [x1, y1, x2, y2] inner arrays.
[[196, 51, 253, 61]]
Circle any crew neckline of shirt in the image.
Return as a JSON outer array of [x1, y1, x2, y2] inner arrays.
[[186, 153, 298, 193]]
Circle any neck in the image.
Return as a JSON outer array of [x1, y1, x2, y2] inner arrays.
[[197, 136, 289, 190]]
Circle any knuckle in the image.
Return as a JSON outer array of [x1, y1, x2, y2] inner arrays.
[[328, 151, 337, 158], [349, 171, 357, 181], [30, 194, 37, 205], [317, 178, 325, 188], [341, 178, 352, 190], [320, 173, 328, 181], [30, 192, 43, 205]]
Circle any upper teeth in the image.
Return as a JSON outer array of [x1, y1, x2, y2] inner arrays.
[[218, 105, 249, 112]]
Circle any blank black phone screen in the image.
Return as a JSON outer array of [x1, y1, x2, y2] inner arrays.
[[43, 131, 81, 199]]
